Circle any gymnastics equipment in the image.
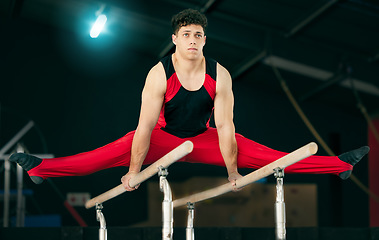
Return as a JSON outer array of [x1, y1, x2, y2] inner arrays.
[[186, 203, 195, 240], [88, 141, 193, 240], [172, 142, 318, 240], [173, 142, 317, 207], [85, 140, 194, 209], [96, 203, 107, 240], [274, 167, 285, 240], [92, 166, 176, 240], [1, 121, 35, 227], [159, 166, 173, 240], [91, 165, 178, 240], [0, 121, 54, 227]]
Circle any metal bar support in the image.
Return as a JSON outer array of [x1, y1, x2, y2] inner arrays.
[[16, 164, 24, 226], [0, 121, 34, 157], [1, 122, 33, 228], [274, 167, 286, 240], [16, 144, 25, 227], [186, 202, 195, 240], [159, 166, 173, 240], [96, 203, 107, 240], [3, 156, 10, 227]]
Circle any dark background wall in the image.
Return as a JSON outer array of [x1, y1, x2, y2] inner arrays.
[[0, 18, 369, 228]]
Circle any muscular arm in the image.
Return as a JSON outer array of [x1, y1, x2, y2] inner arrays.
[[214, 64, 240, 184], [121, 63, 166, 190]]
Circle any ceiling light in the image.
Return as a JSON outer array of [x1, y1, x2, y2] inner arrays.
[[90, 14, 107, 38]]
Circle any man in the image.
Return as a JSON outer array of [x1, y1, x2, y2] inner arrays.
[[10, 9, 369, 191]]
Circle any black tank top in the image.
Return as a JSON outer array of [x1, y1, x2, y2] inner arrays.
[[157, 55, 217, 138]]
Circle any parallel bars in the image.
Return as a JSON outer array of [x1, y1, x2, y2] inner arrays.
[[85, 140, 194, 209], [173, 142, 318, 208]]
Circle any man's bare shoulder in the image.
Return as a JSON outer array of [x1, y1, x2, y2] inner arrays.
[[147, 62, 166, 80], [144, 62, 166, 94], [216, 62, 232, 88]]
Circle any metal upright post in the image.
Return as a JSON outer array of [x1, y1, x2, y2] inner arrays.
[[0, 121, 34, 227], [16, 164, 25, 227], [3, 156, 10, 227], [274, 167, 286, 240], [16, 144, 25, 227], [186, 202, 195, 240], [96, 203, 107, 240], [159, 166, 173, 240]]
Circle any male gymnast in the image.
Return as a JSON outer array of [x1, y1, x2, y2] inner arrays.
[[10, 9, 369, 192]]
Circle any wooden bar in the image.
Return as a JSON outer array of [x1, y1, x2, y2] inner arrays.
[[173, 142, 318, 208], [85, 141, 194, 209]]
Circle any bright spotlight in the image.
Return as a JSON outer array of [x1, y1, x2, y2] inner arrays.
[[90, 14, 107, 38]]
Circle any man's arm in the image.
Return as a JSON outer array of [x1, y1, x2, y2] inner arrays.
[[121, 63, 166, 191], [214, 63, 241, 187]]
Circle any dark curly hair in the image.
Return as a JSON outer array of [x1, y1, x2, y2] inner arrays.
[[171, 9, 208, 35]]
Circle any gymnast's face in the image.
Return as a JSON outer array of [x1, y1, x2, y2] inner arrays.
[[172, 24, 206, 60]]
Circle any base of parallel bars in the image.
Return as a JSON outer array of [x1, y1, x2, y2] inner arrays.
[[186, 202, 195, 240], [274, 168, 286, 240], [159, 166, 173, 240], [96, 203, 107, 240]]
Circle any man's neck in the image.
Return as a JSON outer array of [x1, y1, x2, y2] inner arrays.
[[172, 52, 204, 74]]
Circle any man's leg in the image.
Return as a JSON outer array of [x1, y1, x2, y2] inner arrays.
[[10, 128, 186, 184], [10, 131, 137, 183], [183, 128, 368, 179], [235, 134, 369, 179], [14, 127, 368, 183]]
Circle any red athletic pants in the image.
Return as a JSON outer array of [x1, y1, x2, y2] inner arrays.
[[28, 127, 352, 179]]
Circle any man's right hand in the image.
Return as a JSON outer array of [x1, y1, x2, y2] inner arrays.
[[121, 171, 140, 191], [228, 171, 243, 192]]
